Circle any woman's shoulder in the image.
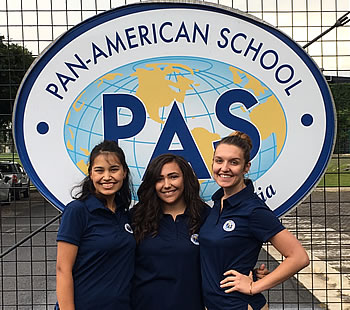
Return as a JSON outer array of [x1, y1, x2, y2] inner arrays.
[[128, 203, 137, 216], [199, 202, 212, 223], [59, 199, 90, 230], [240, 192, 270, 213], [66, 197, 86, 207], [202, 202, 211, 212], [64, 196, 91, 214], [127, 206, 134, 223]]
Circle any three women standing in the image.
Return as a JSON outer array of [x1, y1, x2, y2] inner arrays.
[[56, 133, 308, 309]]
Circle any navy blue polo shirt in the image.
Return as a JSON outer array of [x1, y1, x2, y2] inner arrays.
[[199, 180, 285, 310], [131, 207, 209, 310], [56, 194, 136, 310]]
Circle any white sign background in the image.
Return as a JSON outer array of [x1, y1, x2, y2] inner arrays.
[[14, 1, 335, 215]]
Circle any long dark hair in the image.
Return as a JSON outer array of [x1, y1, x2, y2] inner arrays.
[[72, 140, 132, 209], [132, 154, 206, 243]]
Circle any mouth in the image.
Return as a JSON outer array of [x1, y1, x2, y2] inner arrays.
[[161, 189, 177, 196], [218, 174, 233, 179], [99, 182, 117, 189]]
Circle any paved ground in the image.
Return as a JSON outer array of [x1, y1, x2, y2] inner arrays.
[[0, 188, 349, 309], [277, 188, 350, 310]]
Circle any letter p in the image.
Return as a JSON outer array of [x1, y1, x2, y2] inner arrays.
[[103, 94, 146, 143]]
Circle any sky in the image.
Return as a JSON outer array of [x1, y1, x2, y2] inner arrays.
[[0, 0, 349, 76]]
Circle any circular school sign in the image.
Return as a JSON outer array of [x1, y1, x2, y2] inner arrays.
[[14, 1, 335, 215]]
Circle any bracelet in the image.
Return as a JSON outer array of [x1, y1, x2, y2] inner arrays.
[[249, 281, 254, 296]]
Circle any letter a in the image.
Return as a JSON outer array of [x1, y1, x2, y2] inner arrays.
[[150, 103, 210, 179]]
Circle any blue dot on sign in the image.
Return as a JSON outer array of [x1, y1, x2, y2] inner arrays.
[[37, 122, 49, 134], [301, 114, 313, 127]]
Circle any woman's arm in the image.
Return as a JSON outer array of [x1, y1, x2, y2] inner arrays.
[[252, 229, 309, 293], [56, 241, 78, 310], [220, 229, 309, 294]]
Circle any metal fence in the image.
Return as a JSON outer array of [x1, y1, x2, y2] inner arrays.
[[0, 0, 350, 309]]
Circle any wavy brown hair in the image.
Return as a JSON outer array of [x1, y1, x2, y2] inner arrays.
[[132, 154, 206, 244]]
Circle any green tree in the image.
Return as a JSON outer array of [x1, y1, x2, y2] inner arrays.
[[0, 35, 34, 149], [329, 83, 350, 154]]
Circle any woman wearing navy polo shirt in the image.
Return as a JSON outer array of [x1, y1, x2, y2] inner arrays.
[[199, 132, 310, 310], [131, 154, 209, 310], [56, 141, 136, 310]]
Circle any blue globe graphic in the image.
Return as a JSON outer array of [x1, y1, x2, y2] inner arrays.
[[64, 56, 286, 201]]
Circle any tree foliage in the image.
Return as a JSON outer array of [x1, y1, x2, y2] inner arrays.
[[0, 35, 349, 154], [0, 35, 34, 148], [329, 83, 350, 153], [0, 35, 34, 127]]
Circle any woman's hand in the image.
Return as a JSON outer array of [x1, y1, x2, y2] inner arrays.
[[255, 263, 269, 280], [220, 269, 253, 294]]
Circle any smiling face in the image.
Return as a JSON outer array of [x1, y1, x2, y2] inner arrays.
[[155, 161, 185, 208], [212, 143, 250, 198], [90, 153, 126, 199]]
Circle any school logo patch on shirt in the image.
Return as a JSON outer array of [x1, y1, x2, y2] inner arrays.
[[223, 220, 236, 232], [124, 223, 133, 234], [190, 234, 200, 245]]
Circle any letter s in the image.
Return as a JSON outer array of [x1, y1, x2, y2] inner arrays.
[[215, 89, 260, 160]]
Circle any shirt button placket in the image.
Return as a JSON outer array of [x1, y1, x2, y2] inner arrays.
[[215, 202, 221, 225], [175, 218, 180, 238]]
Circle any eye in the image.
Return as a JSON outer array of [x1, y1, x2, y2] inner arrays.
[[170, 175, 179, 180], [214, 158, 222, 164], [110, 167, 119, 172], [94, 168, 104, 173]]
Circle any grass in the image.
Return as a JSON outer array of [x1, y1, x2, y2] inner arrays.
[[317, 155, 350, 187], [0, 153, 20, 162]]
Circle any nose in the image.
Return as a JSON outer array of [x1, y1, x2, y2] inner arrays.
[[103, 171, 112, 180], [221, 161, 230, 171], [163, 177, 171, 188]]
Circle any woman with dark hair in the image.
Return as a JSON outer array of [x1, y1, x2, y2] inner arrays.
[[70, 140, 132, 208], [199, 132, 309, 310], [131, 153, 209, 310], [56, 140, 135, 310], [131, 153, 268, 310]]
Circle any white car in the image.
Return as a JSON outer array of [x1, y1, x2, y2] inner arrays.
[[0, 161, 30, 200], [0, 171, 11, 204]]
